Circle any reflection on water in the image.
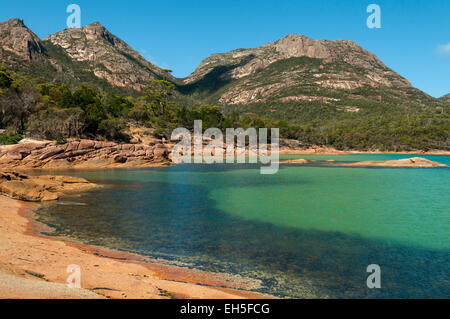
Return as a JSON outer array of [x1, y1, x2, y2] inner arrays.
[[36, 155, 450, 298]]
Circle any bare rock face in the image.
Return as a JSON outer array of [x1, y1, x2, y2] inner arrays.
[[43, 22, 174, 90], [0, 139, 172, 170], [0, 171, 96, 202], [0, 18, 46, 61], [341, 157, 447, 168], [219, 83, 287, 105]]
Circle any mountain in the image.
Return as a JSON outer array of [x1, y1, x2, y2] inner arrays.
[[43, 22, 174, 90], [0, 19, 172, 93], [0, 18, 46, 63], [179, 34, 447, 123], [1, 19, 444, 111], [183, 34, 411, 91], [176, 34, 449, 150]]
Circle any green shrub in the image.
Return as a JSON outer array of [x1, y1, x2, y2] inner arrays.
[[0, 134, 23, 145]]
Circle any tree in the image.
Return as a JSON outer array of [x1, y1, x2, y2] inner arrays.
[[107, 95, 133, 117], [0, 66, 14, 90], [197, 104, 225, 129], [71, 84, 106, 133], [0, 76, 40, 132], [142, 80, 176, 118], [39, 83, 73, 109], [27, 107, 85, 140]]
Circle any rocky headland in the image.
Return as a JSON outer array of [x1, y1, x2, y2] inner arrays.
[[279, 158, 317, 164], [0, 171, 96, 201], [0, 139, 172, 170], [0, 138, 174, 201], [341, 157, 448, 168]]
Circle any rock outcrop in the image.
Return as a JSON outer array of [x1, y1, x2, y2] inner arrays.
[[279, 158, 315, 164], [0, 139, 172, 170], [0, 171, 96, 201], [278, 139, 349, 155], [43, 22, 174, 90], [0, 18, 46, 62], [341, 157, 447, 168]]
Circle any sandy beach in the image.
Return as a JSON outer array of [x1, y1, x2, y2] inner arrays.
[[0, 195, 273, 299]]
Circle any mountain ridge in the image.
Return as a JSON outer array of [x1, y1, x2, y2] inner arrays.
[[0, 19, 172, 92], [0, 18, 441, 105], [0, 17, 426, 100], [44, 21, 175, 90], [179, 33, 420, 108], [0, 18, 47, 63], [184, 34, 411, 88]]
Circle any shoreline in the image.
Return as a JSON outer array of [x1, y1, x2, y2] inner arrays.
[[1, 149, 448, 299], [278, 149, 450, 156], [0, 195, 274, 299], [2, 139, 449, 173], [7, 161, 171, 172]]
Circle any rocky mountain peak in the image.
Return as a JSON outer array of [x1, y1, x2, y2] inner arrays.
[[87, 21, 103, 28], [82, 22, 117, 45], [0, 18, 46, 61], [43, 22, 120, 55], [441, 94, 450, 103], [83, 22, 107, 34], [43, 22, 173, 90], [184, 34, 411, 91], [263, 33, 331, 60], [6, 18, 25, 27], [264, 34, 380, 67]]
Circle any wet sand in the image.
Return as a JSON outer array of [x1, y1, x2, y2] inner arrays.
[[0, 196, 274, 299]]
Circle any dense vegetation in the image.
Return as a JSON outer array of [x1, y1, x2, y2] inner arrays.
[[0, 66, 280, 145], [181, 57, 450, 151], [0, 64, 448, 151], [226, 100, 449, 151]]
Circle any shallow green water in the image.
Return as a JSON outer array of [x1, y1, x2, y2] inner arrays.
[[36, 154, 450, 298]]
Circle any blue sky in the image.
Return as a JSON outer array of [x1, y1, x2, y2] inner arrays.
[[1, 0, 449, 97]]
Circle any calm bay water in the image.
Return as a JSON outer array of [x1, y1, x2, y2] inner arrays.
[[36, 154, 450, 298]]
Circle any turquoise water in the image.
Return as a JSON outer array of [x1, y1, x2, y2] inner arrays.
[[36, 154, 450, 298]]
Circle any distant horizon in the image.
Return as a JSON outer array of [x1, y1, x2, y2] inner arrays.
[[1, 0, 448, 98]]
